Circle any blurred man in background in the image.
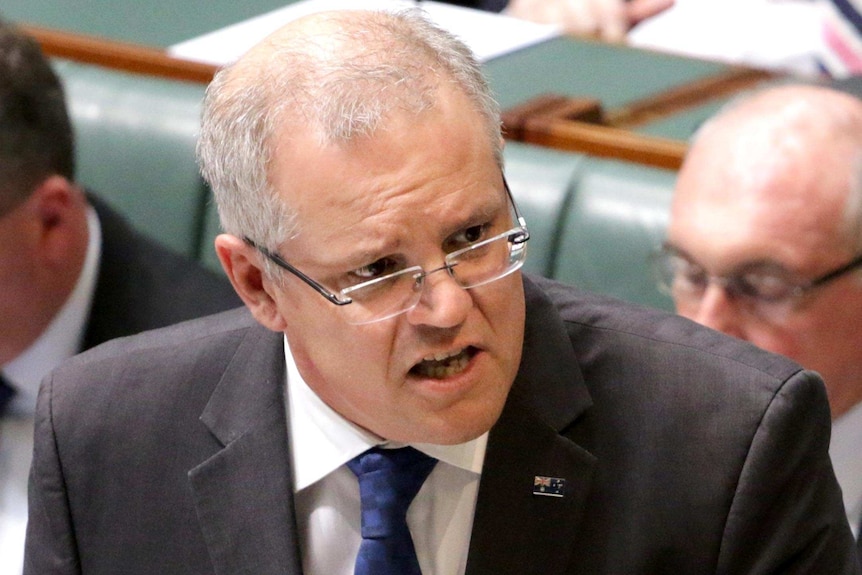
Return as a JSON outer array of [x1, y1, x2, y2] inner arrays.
[[658, 84, 862, 548], [0, 18, 239, 574]]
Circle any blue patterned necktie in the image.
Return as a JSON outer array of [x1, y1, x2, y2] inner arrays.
[[347, 446, 438, 575], [0, 374, 16, 417]]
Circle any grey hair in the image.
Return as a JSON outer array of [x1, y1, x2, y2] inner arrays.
[[197, 8, 502, 278]]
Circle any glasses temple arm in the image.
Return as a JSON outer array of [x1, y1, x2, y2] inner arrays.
[[502, 174, 530, 241], [242, 236, 353, 306]]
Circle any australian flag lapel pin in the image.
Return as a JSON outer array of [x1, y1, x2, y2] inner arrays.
[[533, 475, 566, 497]]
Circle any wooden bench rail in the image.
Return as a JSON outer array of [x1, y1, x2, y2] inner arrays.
[[501, 66, 776, 170], [22, 23, 774, 169], [521, 116, 689, 170], [23, 24, 218, 84], [502, 94, 688, 169]]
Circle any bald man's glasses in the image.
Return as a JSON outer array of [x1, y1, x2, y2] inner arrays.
[[652, 245, 862, 316], [245, 175, 529, 325]]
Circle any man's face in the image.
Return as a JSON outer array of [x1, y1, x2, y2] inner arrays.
[[668, 131, 862, 417], [260, 85, 525, 444]]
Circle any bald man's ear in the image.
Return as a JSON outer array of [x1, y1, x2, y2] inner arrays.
[[214, 234, 288, 332]]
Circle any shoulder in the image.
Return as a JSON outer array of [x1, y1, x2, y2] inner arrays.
[[85, 193, 241, 340], [522, 274, 815, 434], [50, 307, 265, 408], [526, 274, 804, 386], [68, 306, 260, 371]]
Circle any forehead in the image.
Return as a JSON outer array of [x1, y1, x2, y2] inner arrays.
[[268, 82, 501, 252], [669, 126, 855, 268]]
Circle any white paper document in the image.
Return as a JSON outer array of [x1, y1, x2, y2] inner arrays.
[[169, 0, 561, 66], [628, 0, 854, 77]]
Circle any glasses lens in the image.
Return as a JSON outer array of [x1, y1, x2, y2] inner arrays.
[[340, 266, 424, 325], [731, 272, 799, 302], [341, 227, 528, 325], [653, 250, 707, 299], [449, 227, 528, 289], [652, 249, 804, 321]]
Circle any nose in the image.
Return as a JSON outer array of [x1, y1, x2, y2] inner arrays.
[[405, 265, 472, 328], [685, 283, 746, 339]]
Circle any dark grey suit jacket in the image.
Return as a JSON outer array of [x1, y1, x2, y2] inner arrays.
[[83, 194, 242, 349], [24, 275, 858, 574]]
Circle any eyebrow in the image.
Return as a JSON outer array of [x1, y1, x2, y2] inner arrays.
[[439, 186, 508, 239], [663, 242, 800, 277]]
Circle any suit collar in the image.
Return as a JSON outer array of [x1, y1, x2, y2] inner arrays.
[[513, 276, 592, 431], [466, 276, 595, 575], [191, 322, 304, 575]]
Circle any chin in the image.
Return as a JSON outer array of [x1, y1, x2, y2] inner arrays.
[[420, 404, 506, 446]]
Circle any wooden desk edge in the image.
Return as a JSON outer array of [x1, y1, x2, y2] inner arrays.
[[23, 24, 219, 84]]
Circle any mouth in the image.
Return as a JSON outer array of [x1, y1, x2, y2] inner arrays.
[[410, 347, 478, 379]]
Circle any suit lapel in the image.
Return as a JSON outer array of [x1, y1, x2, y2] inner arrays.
[[189, 324, 304, 575], [465, 277, 596, 575]]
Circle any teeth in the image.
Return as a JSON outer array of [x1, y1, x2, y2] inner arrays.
[[424, 349, 462, 362], [414, 348, 472, 379]]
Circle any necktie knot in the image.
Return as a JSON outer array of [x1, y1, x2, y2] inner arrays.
[[347, 446, 437, 574]]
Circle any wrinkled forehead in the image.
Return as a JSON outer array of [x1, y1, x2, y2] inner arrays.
[[269, 81, 500, 227]]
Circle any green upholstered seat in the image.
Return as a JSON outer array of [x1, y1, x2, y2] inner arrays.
[[552, 158, 676, 310], [501, 142, 585, 277], [55, 60, 209, 258]]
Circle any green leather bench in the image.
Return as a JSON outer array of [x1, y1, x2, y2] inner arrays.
[[552, 158, 676, 310], [54, 60, 209, 259]]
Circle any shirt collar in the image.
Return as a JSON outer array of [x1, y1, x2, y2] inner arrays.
[[284, 334, 487, 492], [830, 399, 862, 535], [2, 206, 101, 415]]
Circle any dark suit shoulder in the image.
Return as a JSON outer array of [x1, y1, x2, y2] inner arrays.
[[83, 194, 242, 349], [63, 306, 258, 374], [43, 307, 283, 469], [517, 277, 852, 573], [527, 274, 803, 385]]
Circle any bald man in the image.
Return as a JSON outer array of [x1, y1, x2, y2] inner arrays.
[[659, 84, 862, 540]]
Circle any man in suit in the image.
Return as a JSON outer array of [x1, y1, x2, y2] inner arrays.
[[24, 9, 858, 574], [0, 18, 240, 574], [657, 84, 862, 554]]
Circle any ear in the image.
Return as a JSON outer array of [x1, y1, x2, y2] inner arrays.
[[215, 233, 288, 332], [30, 176, 88, 266]]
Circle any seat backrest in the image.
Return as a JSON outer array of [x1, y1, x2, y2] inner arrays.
[[552, 157, 676, 310], [500, 142, 586, 277], [56, 60, 209, 258]]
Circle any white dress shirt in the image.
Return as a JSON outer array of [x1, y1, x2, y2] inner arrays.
[[285, 336, 487, 575], [0, 207, 101, 575], [830, 399, 862, 538]]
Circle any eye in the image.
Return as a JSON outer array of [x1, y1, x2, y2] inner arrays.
[[445, 224, 489, 252], [348, 257, 402, 282], [737, 272, 796, 301], [673, 259, 708, 291]]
